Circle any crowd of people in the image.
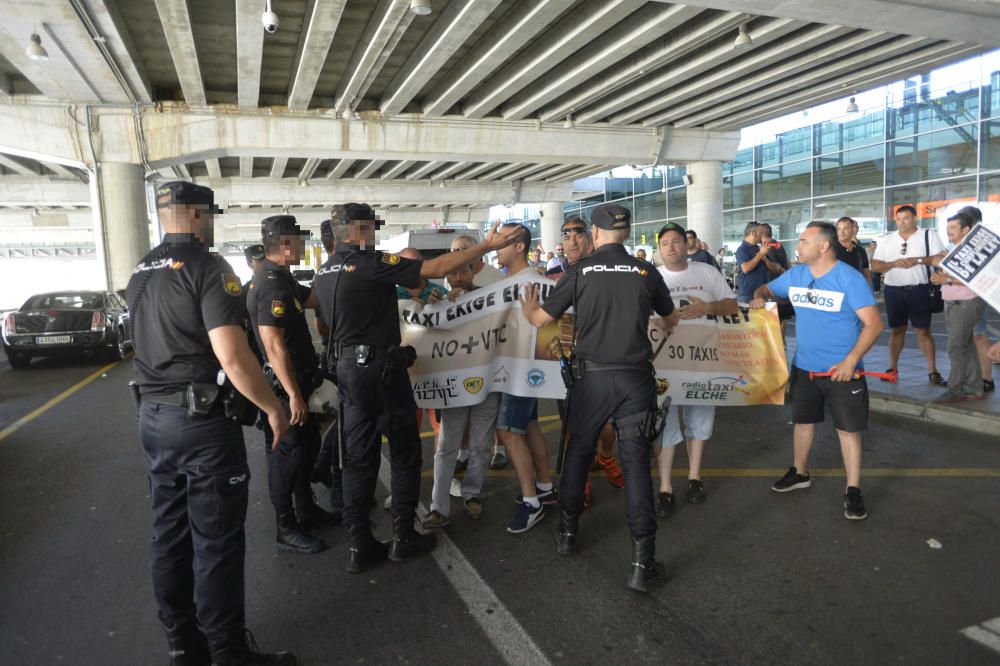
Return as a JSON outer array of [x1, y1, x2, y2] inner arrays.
[[126, 181, 998, 665]]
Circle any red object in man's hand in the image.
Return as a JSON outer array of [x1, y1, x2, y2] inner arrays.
[[809, 369, 898, 383]]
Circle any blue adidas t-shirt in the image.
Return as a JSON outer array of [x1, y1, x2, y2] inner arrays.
[[769, 262, 877, 373]]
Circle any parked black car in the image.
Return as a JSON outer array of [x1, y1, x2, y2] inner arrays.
[[2, 291, 133, 369]]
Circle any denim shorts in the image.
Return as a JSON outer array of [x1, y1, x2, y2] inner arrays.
[[973, 307, 993, 337], [496, 394, 538, 435], [659, 405, 716, 447]]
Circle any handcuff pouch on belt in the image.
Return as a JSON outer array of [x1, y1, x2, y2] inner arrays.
[[559, 273, 582, 390], [612, 397, 672, 443]]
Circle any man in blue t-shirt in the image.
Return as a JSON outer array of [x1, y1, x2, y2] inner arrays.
[[735, 222, 778, 303], [749, 221, 883, 521]]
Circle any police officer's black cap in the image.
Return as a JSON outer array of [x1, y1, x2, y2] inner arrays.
[[320, 218, 334, 239], [156, 181, 222, 213], [329, 203, 377, 226], [590, 203, 631, 230], [262, 215, 310, 239], [244, 244, 265, 261]]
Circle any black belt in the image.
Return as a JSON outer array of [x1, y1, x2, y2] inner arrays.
[[885, 284, 926, 290], [142, 390, 188, 407], [336, 343, 390, 358], [581, 360, 651, 372]]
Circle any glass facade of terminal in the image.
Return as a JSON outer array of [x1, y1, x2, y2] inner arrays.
[[561, 50, 1000, 253]]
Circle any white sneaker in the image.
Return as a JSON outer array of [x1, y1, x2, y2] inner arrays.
[[382, 495, 392, 510], [449, 478, 462, 498]]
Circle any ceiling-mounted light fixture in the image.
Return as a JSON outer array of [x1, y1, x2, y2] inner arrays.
[[846, 96, 859, 113], [563, 114, 575, 129], [733, 23, 752, 50], [410, 0, 432, 16], [26, 32, 49, 61]]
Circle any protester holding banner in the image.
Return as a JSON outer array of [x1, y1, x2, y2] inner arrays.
[[750, 221, 883, 521], [521, 203, 679, 593], [422, 261, 501, 528], [929, 213, 987, 403], [494, 223, 558, 534], [312, 203, 520, 573], [954, 206, 995, 393], [653, 222, 738, 517]]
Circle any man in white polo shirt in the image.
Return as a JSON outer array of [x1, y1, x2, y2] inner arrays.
[[871, 205, 945, 385]]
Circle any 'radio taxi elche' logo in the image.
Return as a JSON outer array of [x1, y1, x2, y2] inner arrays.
[[463, 377, 484, 394]]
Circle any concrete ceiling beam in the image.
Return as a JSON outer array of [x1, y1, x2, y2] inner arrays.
[[153, 0, 206, 106], [651, 0, 1000, 47], [421, 0, 578, 117], [83, 0, 154, 103], [239, 157, 253, 179], [677, 36, 946, 127], [463, 0, 647, 119], [199, 179, 574, 207], [269, 157, 288, 179], [704, 43, 984, 129], [354, 160, 386, 179], [453, 162, 502, 181], [298, 158, 320, 181], [136, 111, 740, 167], [574, 16, 800, 125], [335, 0, 414, 113], [381, 0, 504, 117], [626, 24, 884, 126], [502, 4, 705, 121], [287, 0, 349, 110], [382, 160, 416, 180], [235, 0, 266, 108], [406, 161, 446, 180], [326, 159, 355, 180], [0, 179, 90, 205], [0, 154, 40, 177], [206, 158, 222, 179]]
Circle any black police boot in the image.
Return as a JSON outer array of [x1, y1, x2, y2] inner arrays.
[[346, 524, 389, 574], [555, 509, 579, 556], [163, 619, 210, 666], [294, 490, 342, 529], [275, 510, 326, 554], [387, 513, 437, 563], [626, 534, 668, 593], [209, 629, 296, 666]]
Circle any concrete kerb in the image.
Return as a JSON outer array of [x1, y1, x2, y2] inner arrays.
[[869, 390, 1000, 434]]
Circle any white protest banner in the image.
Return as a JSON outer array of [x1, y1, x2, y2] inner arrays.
[[399, 270, 789, 409], [940, 223, 1000, 312]]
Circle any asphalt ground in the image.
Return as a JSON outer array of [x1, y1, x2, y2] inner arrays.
[[1, 353, 999, 665]]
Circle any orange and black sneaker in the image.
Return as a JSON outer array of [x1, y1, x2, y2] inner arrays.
[[595, 453, 625, 489]]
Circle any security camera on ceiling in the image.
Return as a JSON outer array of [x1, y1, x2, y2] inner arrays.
[[262, 0, 279, 33]]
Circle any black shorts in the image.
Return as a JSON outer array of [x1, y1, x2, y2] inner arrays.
[[884, 284, 932, 329], [790, 366, 868, 433], [776, 300, 795, 322]]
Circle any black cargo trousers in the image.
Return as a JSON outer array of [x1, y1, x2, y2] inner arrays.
[[560, 367, 658, 538], [336, 346, 422, 530], [139, 402, 250, 645]]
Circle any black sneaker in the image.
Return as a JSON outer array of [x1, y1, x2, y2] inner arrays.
[[928, 371, 947, 387], [686, 479, 706, 504], [655, 492, 676, 518], [984, 379, 995, 393], [454, 457, 469, 474], [771, 466, 812, 493], [844, 486, 868, 520]]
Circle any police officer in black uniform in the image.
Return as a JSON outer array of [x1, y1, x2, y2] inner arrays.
[[521, 202, 679, 592], [247, 215, 339, 555], [128, 181, 295, 665], [312, 203, 520, 573], [241, 244, 266, 362]]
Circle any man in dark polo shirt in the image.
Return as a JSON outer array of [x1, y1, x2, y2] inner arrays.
[[735, 222, 777, 303], [835, 216, 872, 284]]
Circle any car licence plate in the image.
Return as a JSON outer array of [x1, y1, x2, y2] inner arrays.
[[37, 335, 72, 345]]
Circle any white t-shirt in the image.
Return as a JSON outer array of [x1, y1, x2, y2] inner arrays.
[[657, 262, 735, 312], [872, 229, 943, 286]]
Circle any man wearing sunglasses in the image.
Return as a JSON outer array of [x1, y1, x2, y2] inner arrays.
[[749, 222, 883, 521], [871, 205, 946, 385]]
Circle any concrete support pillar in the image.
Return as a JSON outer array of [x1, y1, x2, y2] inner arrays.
[[686, 161, 723, 255], [91, 162, 150, 292], [540, 201, 564, 254]]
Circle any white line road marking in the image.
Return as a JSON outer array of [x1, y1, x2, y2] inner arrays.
[[960, 617, 1000, 654], [377, 461, 552, 666]]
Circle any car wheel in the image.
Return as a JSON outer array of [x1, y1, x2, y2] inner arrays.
[[6, 348, 31, 369], [110, 328, 131, 361]]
